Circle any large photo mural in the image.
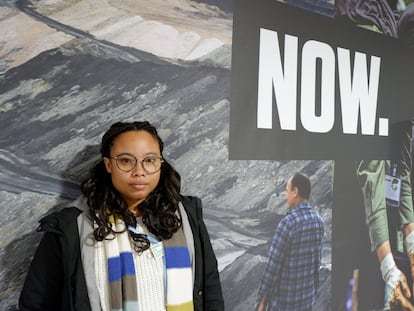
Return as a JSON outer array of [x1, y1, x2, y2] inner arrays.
[[332, 1, 414, 310], [7, 0, 401, 310]]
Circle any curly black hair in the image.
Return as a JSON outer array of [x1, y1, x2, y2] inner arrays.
[[81, 121, 182, 252]]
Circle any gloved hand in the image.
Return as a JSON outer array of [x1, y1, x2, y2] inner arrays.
[[390, 282, 414, 311], [381, 253, 412, 310]]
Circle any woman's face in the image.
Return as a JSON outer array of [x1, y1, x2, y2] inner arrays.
[[103, 130, 162, 214]]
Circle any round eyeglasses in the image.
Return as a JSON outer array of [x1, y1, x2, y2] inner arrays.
[[109, 153, 164, 174]]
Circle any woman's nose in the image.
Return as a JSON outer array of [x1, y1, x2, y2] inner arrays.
[[132, 161, 145, 176]]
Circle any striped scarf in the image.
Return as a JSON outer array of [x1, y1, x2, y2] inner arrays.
[[100, 215, 194, 311]]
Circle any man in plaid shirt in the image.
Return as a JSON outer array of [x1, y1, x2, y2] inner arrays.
[[256, 173, 324, 311]]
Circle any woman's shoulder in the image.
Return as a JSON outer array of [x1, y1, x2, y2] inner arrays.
[[38, 207, 81, 232], [180, 195, 201, 206], [39, 196, 88, 233], [180, 195, 203, 221]]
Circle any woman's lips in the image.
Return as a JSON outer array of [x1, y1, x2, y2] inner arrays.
[[131, 183, 147, 190]]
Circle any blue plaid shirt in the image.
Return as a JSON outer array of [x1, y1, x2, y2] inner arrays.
[[257, 202, 324, 311]]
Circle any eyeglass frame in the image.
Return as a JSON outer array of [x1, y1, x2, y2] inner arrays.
[[108, 153, 164, 174]]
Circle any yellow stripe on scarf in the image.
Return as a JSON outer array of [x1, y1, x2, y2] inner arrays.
[[167, 301, 194, 311]]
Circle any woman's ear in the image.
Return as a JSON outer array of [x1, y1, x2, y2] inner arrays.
[[103, 157, 112, 173]]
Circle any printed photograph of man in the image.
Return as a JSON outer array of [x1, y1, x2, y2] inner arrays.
[[256, 173, 324, 311]]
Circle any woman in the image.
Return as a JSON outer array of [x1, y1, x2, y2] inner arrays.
[[19, 121, 224, 311]]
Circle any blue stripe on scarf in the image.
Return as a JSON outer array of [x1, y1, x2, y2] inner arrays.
[[165, 247, 191, 268], [108, 252, 136, 282]]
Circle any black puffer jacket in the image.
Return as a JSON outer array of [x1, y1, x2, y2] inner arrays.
[[19, 195, 224, 311]]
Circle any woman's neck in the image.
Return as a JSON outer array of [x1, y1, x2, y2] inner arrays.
[[129, 207, 143, 217]]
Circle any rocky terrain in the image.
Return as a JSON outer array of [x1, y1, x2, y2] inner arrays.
[[0, 0, 334, 310]]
